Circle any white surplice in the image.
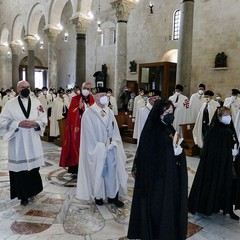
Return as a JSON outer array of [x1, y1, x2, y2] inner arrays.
[[234, 110, 240, 142], [0, 96, 47, 172], [169, 93, 189, 135], [132, 95, 143, 118], [224, 97, 240, 123], [192, 99, 220, 148], [189, 92, 205, 123], [133, 102, 152, 145], [50, 96, 69, 137], [108, 95, 118, 115], [76, 103, 128, 201]]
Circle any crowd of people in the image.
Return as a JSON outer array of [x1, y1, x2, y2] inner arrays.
[[0, 81, 239, 239]]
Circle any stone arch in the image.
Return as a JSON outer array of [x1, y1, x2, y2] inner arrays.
[[12, 14, 25, 42], [48, 0, 75, 27], [20, 56, 43, 66], [78, 0, 93, 15], [0, 24, 10, 45], [27, 3, 46, 36], [160, 49, 178, 63]]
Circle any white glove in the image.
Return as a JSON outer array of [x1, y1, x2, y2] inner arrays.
[[232, 149, 238, 156], [107, 144, 115, 151], [174, 145, 183, 156]]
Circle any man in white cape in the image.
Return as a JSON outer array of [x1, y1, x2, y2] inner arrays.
[[223, 88, 240, 123], [50, 89, 69, 137], [133, 90, 160, 145], [193, 90, 220, 148], [0, 80, 47, 206], [76, 87, 128, 207], [169, 84, 189, 135], [189, 83, 206, 123]]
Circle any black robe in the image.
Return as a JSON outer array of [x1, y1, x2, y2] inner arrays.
[[127, 100, 188, 240], [188, 121, 240, 215]]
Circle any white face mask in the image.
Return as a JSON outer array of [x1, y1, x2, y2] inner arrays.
[[175, 91, 180, 96], [76, 90, 81, 94], [99, 96, 109, 106], [43, 90, 47, 95], [216, 96, 221, 100], [106, 93, 111, 97], [221, 115, 231, 125], [82, 89, 89, 97], [198, 90, 204, 95]]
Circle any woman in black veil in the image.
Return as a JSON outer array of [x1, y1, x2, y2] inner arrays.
[[188, 106, 240, 220], [127, 99, 188, 240]]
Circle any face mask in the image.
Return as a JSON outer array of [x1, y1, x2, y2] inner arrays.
[[106, 93, 111, 97], [43, 91, 47, 95], [140, 92, 144, 96], [216, 96, 221, 100], [163, 113, 175, 124], [49, 91, 53, 94], [77, 90, 80, 94], [198, 90, 204, 95], [82, 89, 89, 97], [21, 88, 30, 98], [175, 92, 180, 96], [221, 115, 231, 125], [99, 96, 109, 106]]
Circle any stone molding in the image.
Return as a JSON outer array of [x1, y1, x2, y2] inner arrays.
[[0, 45, 9, 56]]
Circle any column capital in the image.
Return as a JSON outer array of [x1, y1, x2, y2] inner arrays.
[[110, 0, 136, 22], [10, 42, 21, 55], [24, 35, 38, 51], [71, 16, 91, 34], [43, 27, 62, 43]]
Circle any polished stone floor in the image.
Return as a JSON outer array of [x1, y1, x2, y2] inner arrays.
[[0, 137, 240, 240]]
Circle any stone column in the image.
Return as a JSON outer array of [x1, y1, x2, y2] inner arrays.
[[0, 45, 11, 89], [71, 17, 91, 87], [176, 0, 194, 97], [24, 35, 38, 89], [44, 27, 61, 89], [110, 0, 135, 100], [10, 43, 20, 90]]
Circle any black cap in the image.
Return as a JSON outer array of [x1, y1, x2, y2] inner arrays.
[[175, 84, 184, 92], [232, 89, 240, 95], [204, 90, 214, 96], [198, 83, 206, 89], [96, 87, 107, 94]]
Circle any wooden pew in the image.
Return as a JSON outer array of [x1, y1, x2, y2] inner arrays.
[[179, 123, 200, 157]]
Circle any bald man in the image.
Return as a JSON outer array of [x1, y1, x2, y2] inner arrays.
[[59, 82, 95, 176], [0, 80, 47, 206]]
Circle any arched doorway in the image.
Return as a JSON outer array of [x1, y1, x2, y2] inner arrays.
[[19, 57, 48, 88]]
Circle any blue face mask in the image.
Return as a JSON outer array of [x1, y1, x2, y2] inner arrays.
[[163, 113, 175, 124], [221, 115, 231, 125]]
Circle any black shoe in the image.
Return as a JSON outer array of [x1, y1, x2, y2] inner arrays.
[[95, 198, 104, 206], [230, 212, 240, 221], [20, 199, 29, 206], [108, 198, 124, 208]]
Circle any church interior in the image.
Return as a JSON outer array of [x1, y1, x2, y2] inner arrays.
[[0, 0, 240, 239]]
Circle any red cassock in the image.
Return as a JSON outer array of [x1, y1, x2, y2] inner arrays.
[[59, 94, 95, 167]]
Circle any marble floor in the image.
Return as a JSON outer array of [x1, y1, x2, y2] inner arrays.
[[0, 138, 240, 240]]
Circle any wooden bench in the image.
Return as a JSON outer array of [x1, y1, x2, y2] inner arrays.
[[179, 123, 200, 157], [54, 118, 66, 147]]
